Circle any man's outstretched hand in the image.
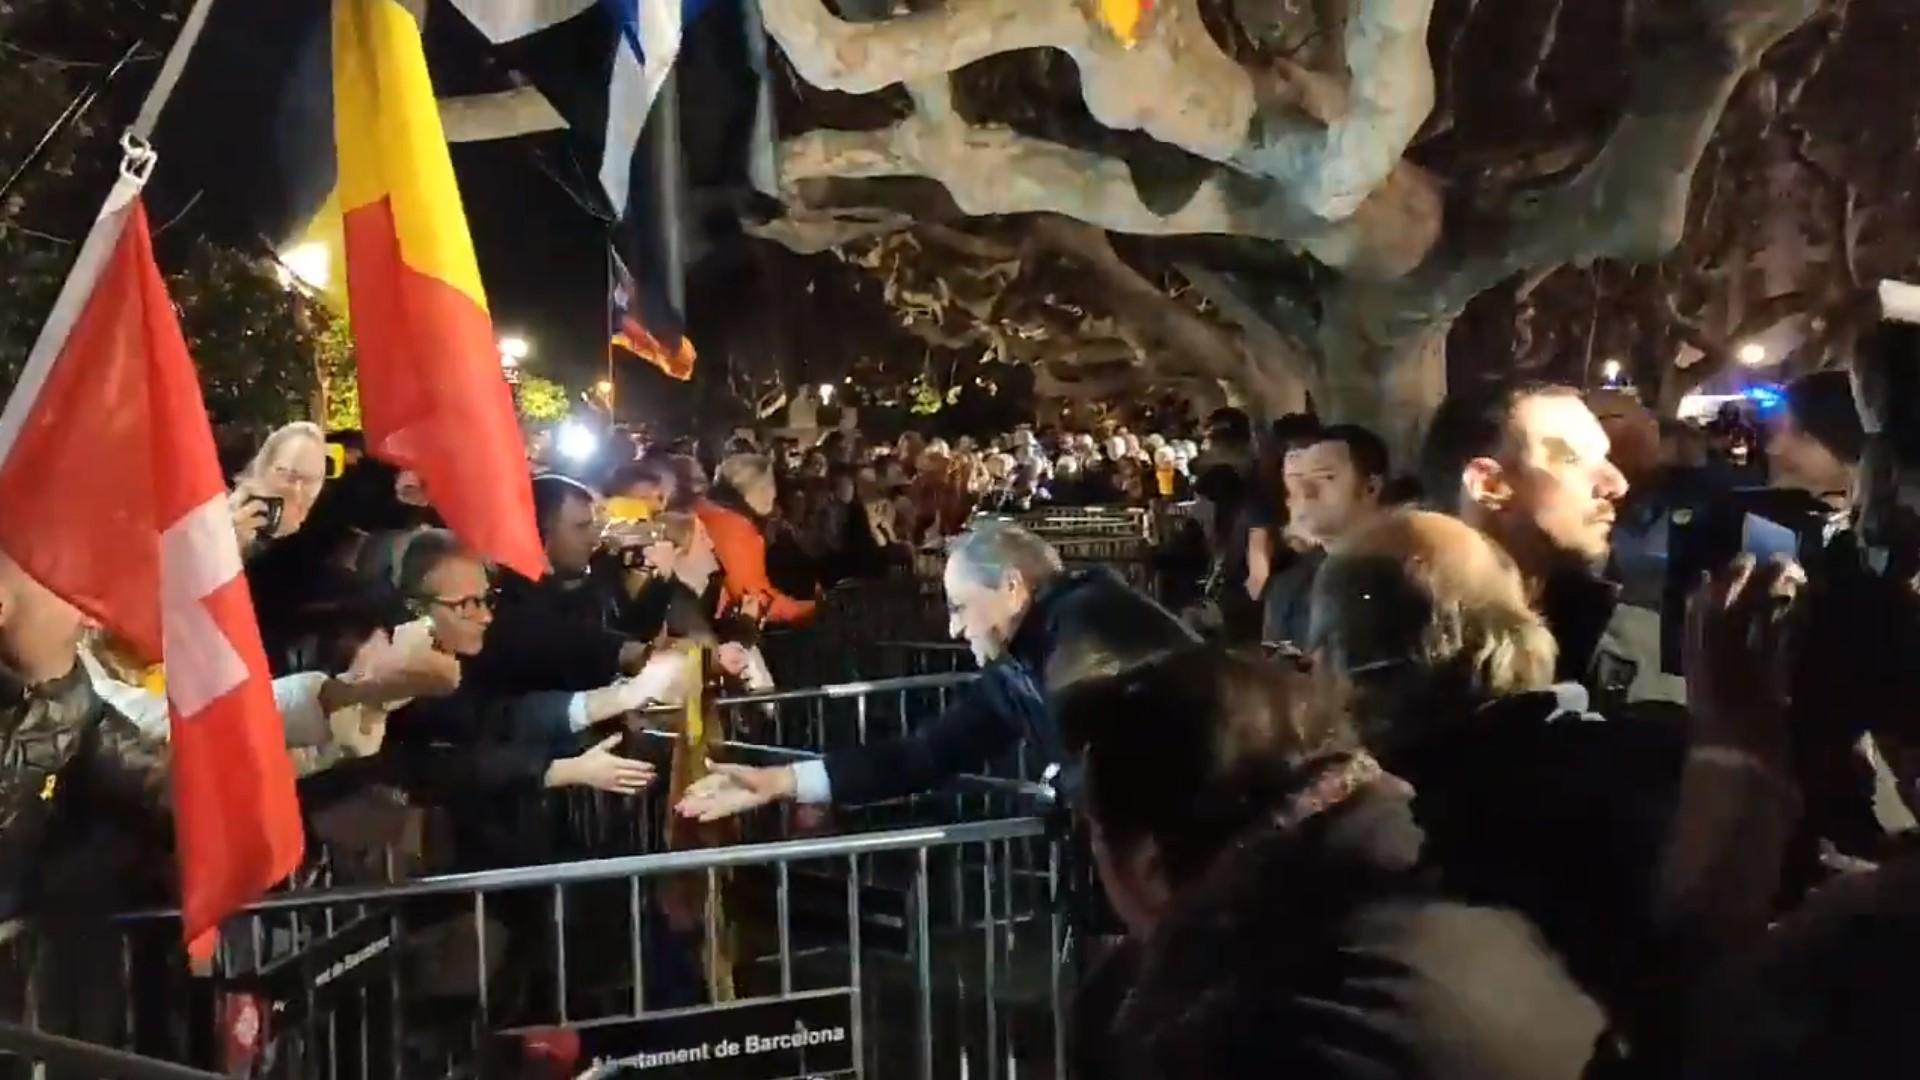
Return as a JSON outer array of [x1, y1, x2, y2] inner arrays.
[[675, 761, 795, 822]]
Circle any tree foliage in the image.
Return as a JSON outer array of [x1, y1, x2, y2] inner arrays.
[[1, 0, 329, 434], [516, 374, 570, 423]]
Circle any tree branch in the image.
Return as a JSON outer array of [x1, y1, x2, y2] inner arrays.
[[759, 0, 1437, 223], [772, 112, 1443, 278], [745, 205, 917, 253], [1372, 0, 1823, 330], [1176, 262, 1319, 387], [439, 87, 567, 143]]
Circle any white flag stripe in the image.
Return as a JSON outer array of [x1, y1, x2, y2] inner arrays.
[[0, 172, 144, 470], [443, 0, 597, 42], [598, 36, 648, 211], [161, 495, 251, 718], [597, 0, 683, 212]]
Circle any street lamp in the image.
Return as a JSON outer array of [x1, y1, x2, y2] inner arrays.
[[596, 378, 613, 396], [818, 383, 835, 405], [1600, 359, 1623, 384], [498, 336, 531, 367], [1737, 341, 1768, 366], [276, 241, 331, 292]]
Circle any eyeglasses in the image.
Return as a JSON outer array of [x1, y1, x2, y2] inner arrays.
[[427, 591, 495, 617], [268, 465, 326, 492]]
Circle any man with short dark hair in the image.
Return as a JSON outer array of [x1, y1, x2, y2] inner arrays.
[[468, 475, 654, 694], [1420, 382, 1649, 710], [1261, 424, 1388, 647]]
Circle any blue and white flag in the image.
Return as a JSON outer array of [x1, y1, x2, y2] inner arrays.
[[443, 0, 709, 216]]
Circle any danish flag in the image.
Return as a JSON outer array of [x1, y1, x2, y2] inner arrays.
[[0, 161, 303, 958]]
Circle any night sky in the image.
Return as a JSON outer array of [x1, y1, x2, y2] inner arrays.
[[135, 0, 690, 411]]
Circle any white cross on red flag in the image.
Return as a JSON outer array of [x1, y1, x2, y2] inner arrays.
[[0, 166, 303, 959]]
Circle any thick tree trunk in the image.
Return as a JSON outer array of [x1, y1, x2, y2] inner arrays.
[[1315, 292, 1449, 472], [1234, 366, 1311, 420]]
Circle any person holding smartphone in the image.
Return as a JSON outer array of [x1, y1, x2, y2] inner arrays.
[[229, 422, 330, 555]]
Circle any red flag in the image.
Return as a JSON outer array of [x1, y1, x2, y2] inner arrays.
[[0, 177, 303, 958]]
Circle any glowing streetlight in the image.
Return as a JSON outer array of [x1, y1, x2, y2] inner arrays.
[[595, 378, 613, 396], [556, 419, 599, 463], [498, 336, 531, 367], [276, 241, 332, 292], [1737, 341, 1768, 366], [1600, 359, 1623, 383], [818, 383, 835, 405]]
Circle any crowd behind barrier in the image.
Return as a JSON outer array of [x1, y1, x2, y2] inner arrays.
[[7, 381, 1920, 1080]]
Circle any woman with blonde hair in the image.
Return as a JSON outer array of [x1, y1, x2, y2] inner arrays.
[[695, 454, 817, 625], [231, 421, 330, 552]]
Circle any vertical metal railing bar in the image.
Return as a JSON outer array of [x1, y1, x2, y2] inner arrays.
[[846, 854, 864, 1080], [553, 884, 569, 1022], [628, 875, 646, 1017], [777, 861, 793, 996], [916, 847, 934, 1080]]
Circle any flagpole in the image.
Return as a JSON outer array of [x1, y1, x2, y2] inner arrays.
[[606, 240, 617, 417]]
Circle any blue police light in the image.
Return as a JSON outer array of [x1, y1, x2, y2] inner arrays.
[[1743, 383, 1786, 413]]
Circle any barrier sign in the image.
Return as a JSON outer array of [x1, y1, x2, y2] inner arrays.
[[507, 991, 858, 1080]]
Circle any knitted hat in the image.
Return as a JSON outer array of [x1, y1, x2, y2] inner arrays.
[[1785, 371, 1865, 464]]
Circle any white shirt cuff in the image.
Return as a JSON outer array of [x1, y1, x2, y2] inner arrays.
[[791, 759, 832, 805], [569, 693, 590, 732], [273, 672, 332, 747]]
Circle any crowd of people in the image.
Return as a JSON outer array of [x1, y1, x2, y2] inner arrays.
[[2, 334, 1918, 1075]]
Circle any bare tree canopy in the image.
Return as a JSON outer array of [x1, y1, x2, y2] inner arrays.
[[747, 0, 1915, 452]]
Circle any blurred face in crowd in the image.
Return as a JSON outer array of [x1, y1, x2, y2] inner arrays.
[[617, 475, 668, 514], [419, 553, 494, 657], [258, 433, 328, 537], [801, 452, 830, 480], [1766, 411, 1854, 504], [832, 472, 858, 504], [742, 474, 778, 517], [0, 554, 84, 686], [675, 518, 719, 592], [943, 556, 1032, 666], [395, 470, 429, 508], [1465, 393, 1627, 574], [546, 492, 600, 577], [1284, 440, 1382, 545]]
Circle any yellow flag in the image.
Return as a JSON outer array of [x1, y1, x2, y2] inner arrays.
[[1098, 0, 1151, 47]]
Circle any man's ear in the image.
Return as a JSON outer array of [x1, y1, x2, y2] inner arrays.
[[1461, 457, 1512, 513]]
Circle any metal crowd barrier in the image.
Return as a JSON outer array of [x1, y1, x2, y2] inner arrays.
[[0, 1024, 221, 1079], [103, 814, 1066, 1080]]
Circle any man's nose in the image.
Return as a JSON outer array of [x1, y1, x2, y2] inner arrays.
[[1597, 461, 1629, 501]]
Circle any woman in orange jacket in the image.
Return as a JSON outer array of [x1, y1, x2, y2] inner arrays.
[[696, 454, 818, 626]]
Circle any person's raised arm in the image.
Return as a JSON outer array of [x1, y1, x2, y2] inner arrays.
[[1657, 555, 1806, 950]]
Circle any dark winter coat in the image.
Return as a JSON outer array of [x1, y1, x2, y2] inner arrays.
[[821, 566, 1198, 805], [1382, 689, 1690, 1048], [1086, 782, 1609, 1080], [468, 569, 634, 694]]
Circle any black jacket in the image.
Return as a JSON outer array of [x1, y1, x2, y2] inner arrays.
[[822, 567, 1198, 805], [0, 665, 170, 922], [1084, 783, 1608, 1080], [1260, 545, 1325, 647], [1382, 690, 1689, 1048], [379, 685, 578, 868], [467, 570, 633, 694]]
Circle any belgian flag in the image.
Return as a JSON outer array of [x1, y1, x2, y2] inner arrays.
[[152, 0, 543, 579]]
